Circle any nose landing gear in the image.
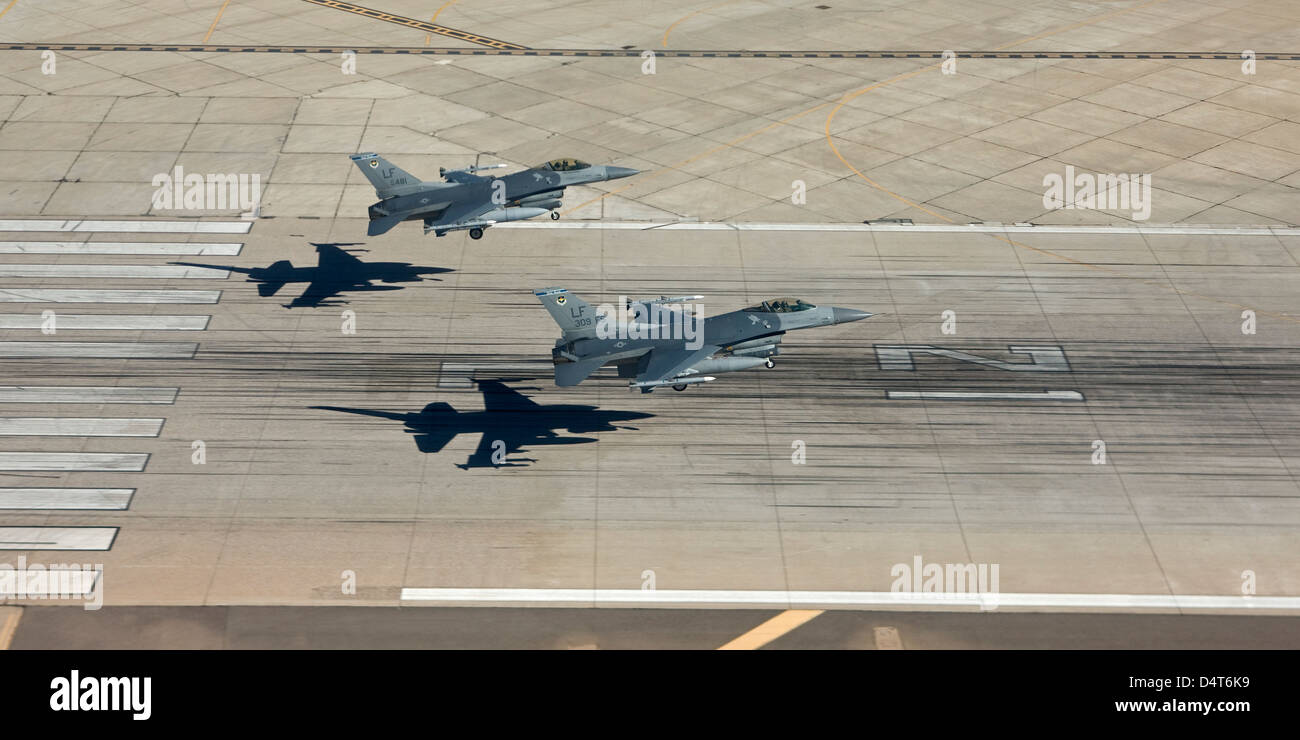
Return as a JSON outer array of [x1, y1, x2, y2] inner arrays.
[[764, 358, 775, 368], [550, 211, 560, 220]]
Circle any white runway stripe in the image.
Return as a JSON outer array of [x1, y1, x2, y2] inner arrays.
[[0, 386, 177, 404], [399, 588, 1300, 613], [0, 342, 196, 359], [0, 265, 230, 279], [0, 488, 133, 510], [0, 220, 251, 234], [0, 527, 118, 550], [499, 221, 1297, 236], [0, 418, 164, 436], [0, 241, 242, 255], [0, 314, 209, 330], [0, 289, 220, 303], [887, 390, 1085, 401], [0, 452, 147, 472]]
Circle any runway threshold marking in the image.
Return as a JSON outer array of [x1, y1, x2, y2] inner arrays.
[[0, 526, 119, 550], [0, 488, 134, 510], [717, 609, 823, 650], [0, 607, 19, 650], [300, 0, 527, 50]]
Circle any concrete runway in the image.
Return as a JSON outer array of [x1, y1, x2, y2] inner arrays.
[[1, 217, 1297, 621]]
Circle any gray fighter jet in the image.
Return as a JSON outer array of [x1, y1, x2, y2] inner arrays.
[[350, 153, 639, 239], [535, 288, 873, 393]]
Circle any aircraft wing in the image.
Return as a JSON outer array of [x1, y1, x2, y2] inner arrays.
[[429, 198, 495, 229], [636, 344, 719, 385]]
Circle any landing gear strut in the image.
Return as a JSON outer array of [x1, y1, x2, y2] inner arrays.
[[765, 358, 775, 368], [672, 384, 688, 392], [550, 211, 560, 220], [468, 227, 484, 240]]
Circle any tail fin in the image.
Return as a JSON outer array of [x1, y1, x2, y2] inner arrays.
[[535, 287, 598, 338], [350, 153, 422, 198]]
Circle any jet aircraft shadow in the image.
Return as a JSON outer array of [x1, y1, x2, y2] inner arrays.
[[174, 242, 453, 308], [312, 379, 653, 469]]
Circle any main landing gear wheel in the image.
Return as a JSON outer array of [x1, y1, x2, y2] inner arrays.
[[468, 227, 484, 240], [672, 384, 688, 392], [550, 211, 560, 220], [765, 358, 775, 368]]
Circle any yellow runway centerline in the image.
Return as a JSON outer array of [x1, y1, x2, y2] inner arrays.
[[718, 609, 823, 650]]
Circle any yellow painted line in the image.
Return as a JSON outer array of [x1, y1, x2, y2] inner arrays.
[[718, 609, 822, 650], [663, 0, 740, 48], [303, 0, 526, 50], [203, 0, 232, 44], [425, 0, 463, 45], [0, 606, 21, 650], [0, 0, 20, 22]]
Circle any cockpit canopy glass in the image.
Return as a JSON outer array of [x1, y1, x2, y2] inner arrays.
[[539, 158, 592, 172], [743, 297, 817, 313]]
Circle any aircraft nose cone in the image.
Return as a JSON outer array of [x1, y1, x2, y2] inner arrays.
[[832, 307, 873, 324], [605, 166, 640, 180]]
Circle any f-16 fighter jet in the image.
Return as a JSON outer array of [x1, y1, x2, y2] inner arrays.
[[350, 153, 639, 239], [535, 288, 873, 393]]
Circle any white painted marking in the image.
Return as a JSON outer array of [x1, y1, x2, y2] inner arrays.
[[0, 453, 147, 472], [0, 386, 177, 404], [0, 289, 220, 303], [496, 221, 1296, 236], [438, 362, 555, 388], [0, 314, 209, 330], [0, 527, 117, 550], [876, 345, 1070, 372], [399, 588, 1300, 613], [873, 626, 903, 650], [0, 418, 164, 436], [0, 220, 251, 234], [0, 488, 133, 510], [0, 342, 196, 358], [887, 390, 1084, 401], [0, 265, 229, 279], [0, 242, 242, 255]]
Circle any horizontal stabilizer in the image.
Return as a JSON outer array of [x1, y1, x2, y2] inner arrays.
[[367, 213, 405, 236], [555, 358, 605, 387]]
